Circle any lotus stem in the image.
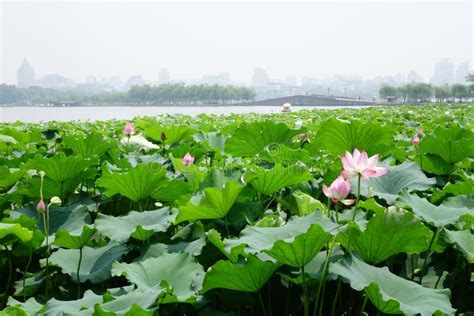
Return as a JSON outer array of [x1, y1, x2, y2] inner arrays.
[[42, 210, 50, 299], [1, 245, 13, 309], [258, 291, 268, 316], [301, 266, 309, 316], [77, 247, 83, 299], [313, 235, 337, 316], [22, 238, 34, 301], [419, 228, 439, 284], [359, 294, 369, 315], [352, 175, 361, 221], [330, 278, 342, 316]]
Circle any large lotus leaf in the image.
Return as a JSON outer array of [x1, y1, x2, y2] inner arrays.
[[97, 163, 166, 202], [339, 208, 432, 264], [63, 132, 115, 159], [260, 145, 311, 165], [202, 255, 279, 293], [0, 167, 24, 190], [420, 126, 474, 164], [150, 178, 192, 202], [144, 124, 195, 145], [141, 237, 206, 259], [43, 290, 103, 316], [443, 229, 474, 263], [6, 297, 43, 316], [0, 223, 32, 244], [314, 118, 394, 156], [11, 203, 92, 235], [53, 225, 96, 249], [224, 212, 339, 264], [354, 162, 435, 204], [175, 181, 244, 223], [95, 208, 175, 242], [112, 252, 204, 303], [330, 253, 456, 315], [443, 195, 474, 209], [225, 120, 304, 157], [431, 179, 474, 204], [293, 190, 328, 216], [28, 152, 92, 183], [96, 288, 160, 315], [46, 242, 128, 283], [0, 306, 29, 316], [245, 164, 313, 196], [396, 191, 474, 227]]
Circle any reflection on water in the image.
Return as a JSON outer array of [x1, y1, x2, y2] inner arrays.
[[0, 105, 369, 123]]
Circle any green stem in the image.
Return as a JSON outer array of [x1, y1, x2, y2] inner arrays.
[[285, 283, 291, 316], [330, 278, 342, 316], [359, 294, 369, 315], [334, 203, 339, 224], [77, 247, 83, 299], [258, 291, 268, 316], [313, 235, 337, 316], [301, 266, 309, 316], [22, 238, 34, 301], [224, 215, 230, 237], [42, 211, 50, 299], [352, 175, 361, 221], [417, 146, 423, 169], [1, 245, 12, 309], [420, 228, 439, 284]]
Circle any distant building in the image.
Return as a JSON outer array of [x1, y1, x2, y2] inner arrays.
[[159, 69, 171, 84], [202, 72, 230, 85], [252, 68, 269, 86], [432, 58, 454, 85], [455, 61, 469, 84], [86, 75, 97, 84], [17, 58, 36, 88], [36, 74, 75, 89], [123, 75, 144, 90], [407, 70, 423, 83]]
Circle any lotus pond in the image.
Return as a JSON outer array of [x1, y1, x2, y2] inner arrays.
[[0, 104, 473, 315]]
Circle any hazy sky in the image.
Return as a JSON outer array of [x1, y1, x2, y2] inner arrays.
[[1, 1, 472, 84]]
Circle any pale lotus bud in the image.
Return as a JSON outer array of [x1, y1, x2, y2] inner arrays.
[[39, 170, 46, 178], [182, 153, 195, 165], [122, 123, 135, 135], [27, 169, 38, 177], [36, 199, 46, 214], [412, 136, 420, 146], [417, 127, 423, 138], [50, 196, 62, 205]]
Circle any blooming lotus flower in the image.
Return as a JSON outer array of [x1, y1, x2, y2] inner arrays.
[[322, 176, 356, 205], [36, 199, 46, 214], [341, 148, 388, 180], [411, 136, 420, 145], [122, 123, 135, 135], [182, 153, 195, 165]]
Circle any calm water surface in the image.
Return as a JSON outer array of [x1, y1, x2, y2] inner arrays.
[[0, 105, 370, 123]]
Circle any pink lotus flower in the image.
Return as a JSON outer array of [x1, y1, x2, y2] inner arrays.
[[411, 136, 420, 145], [182, 153, 195, 165], [36, 199, 46, 213], [322, 176, 356, 205], [122, 123, 135, 135], [340, 148, 388, 180]]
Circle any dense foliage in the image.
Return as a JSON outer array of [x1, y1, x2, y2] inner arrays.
[[0, 84, 255, 105], [0, 104, 473, 316], [379, 82, 474, 102]]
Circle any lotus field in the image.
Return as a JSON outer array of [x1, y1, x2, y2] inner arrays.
[[1, 104, 474, 316]]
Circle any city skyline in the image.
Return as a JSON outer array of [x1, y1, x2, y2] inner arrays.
[[2, 1, 472, 85]]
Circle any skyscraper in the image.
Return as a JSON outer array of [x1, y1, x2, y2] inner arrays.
[[17, 58, 36, 88], [252, 68, 269, 86], [432, 58, 454, 85], [455, 62, 470, 84], [159, 69, 171, 84]]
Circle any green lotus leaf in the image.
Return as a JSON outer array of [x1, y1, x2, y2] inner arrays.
[[95, 208, 175, 242], [225, 120, 304, 157], [314, 118, 394, 156], [150, 178, 192, 203], [0, 167, 24, 191], [95, 288, 160, 315], [431, 179, 474, 204], [355, 162, 435, 204], [202, 255, 279, 293], [63, 132, 115, 159], [339, 208, 432, 264], [6, 297, 43, 316], [112, 252, 204, 303], [245, 164, 313, 196], [0, 306, 29, 316], [144, 124, 195, 145], [97, 163, 166, 202], [175, 181, 244, 223], [43, 290, 103, 316], [141, 237, 206, 259], [292, 190, 328, 216], [28, 152, 92, 183], [396, 191, 474, 227], [0, 223, 32, 244], [443, 229, 474, 263], [46, 242, 128, 283], [53, 225, 96, 249], [330, 253, 456, 315], [420, 126, 474, 164], [224, 212, 339, 266]]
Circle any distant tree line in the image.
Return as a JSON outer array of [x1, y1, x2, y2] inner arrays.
[[379, 73, 474, 102], [0, 83, 256, 105]]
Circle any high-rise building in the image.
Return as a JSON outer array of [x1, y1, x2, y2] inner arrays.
[[407, 70, 423, 83], [252, 68, 269, 86], [455, 62, 470, 84], [159, 69, 171, 84], [432, 58, 454, 85], [17, 58, 36, 88]]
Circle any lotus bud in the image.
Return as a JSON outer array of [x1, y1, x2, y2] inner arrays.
[[50, 196, 62, 205], [36, 199, 46, 214], [27, 169, 38, 177], [295, 120, 303, 129], [39, 170, 46, 178], [417, 127, 424, 138], [160, 132, 167, 142], [122, 123, 135, 136], [411, 136, 420, 146], [299, 133, 309, 142], [182, 153, 195, 165]]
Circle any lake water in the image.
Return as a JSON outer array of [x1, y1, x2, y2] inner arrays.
[[0, 105, 371, 123]]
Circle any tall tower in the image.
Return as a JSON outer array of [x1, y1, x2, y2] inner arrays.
[[17, 58, 36, 88]]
